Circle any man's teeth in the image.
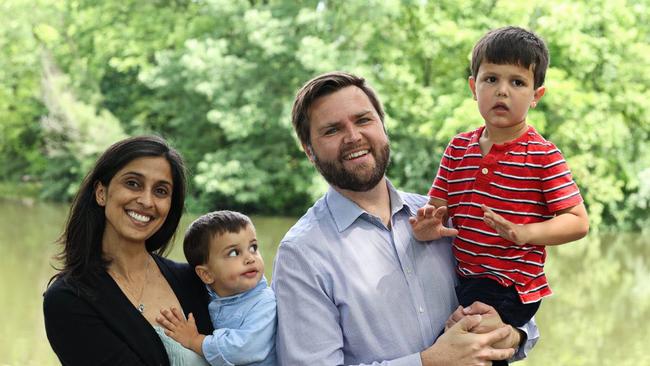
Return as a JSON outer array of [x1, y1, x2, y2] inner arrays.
[[345, 150, 369, 160], [127, 211, 151, 223]]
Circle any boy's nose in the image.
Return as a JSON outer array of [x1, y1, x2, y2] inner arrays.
[[495, 83, 508, 97], [244, 255, 256, 264]]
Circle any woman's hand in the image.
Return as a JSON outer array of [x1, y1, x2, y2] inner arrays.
[[156, 307, 206, 355]]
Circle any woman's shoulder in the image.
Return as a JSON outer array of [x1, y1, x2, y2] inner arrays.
[[153, 254, 193, 279]]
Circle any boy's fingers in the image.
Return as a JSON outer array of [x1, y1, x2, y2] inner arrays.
[[440, 227, 459, 237], [171, 307, 184, 321]]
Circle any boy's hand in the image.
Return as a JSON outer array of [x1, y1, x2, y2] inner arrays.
[[156, 307, 205, 355], [409, 205, 459, 241], [481, 205, 530, 245]]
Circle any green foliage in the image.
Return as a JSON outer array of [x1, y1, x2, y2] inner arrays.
[[1, 0, 648, 228]]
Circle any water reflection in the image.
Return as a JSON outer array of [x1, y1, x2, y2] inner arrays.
[[1, 200, 648, 365]]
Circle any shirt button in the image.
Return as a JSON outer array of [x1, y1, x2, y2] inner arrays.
[[481, 168, 489, 174], [406, 268, 412, 274], [419, 306, 424, 313]]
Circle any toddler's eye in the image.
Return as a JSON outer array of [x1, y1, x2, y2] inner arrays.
[[249, 244, 258, 253], [227, 249, 239, 257]]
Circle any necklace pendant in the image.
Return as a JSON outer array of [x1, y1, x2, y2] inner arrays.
[[137, 303, 145, 313]]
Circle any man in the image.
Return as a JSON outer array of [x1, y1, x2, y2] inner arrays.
[[271, 71, 538, 365]]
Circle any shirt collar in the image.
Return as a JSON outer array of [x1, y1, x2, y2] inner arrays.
[[325, 179, 413, 232], [206, 276, 268, 303]]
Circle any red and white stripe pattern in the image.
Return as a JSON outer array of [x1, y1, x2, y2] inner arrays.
[[429, 125, 583, 303]]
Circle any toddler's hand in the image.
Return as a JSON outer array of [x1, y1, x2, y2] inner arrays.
[[156, 307, 204, 354], [409, 205, 458, 241], [481, 205, 530, 245]]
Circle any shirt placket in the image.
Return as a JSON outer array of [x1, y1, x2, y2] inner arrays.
[[390, 210, 434, 348]]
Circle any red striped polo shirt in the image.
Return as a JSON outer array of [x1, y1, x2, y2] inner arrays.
[[428, 125, 583, 303]]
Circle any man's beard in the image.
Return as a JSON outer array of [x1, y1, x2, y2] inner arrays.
[[313, 142, 391, 192]]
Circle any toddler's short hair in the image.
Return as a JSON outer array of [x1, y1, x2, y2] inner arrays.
[[471, 26, 549, 88], [184, 210, 253, 268]]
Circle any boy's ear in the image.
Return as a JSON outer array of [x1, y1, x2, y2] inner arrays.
[[468, 76, 477, 100], [195, 265, 214, 285], [94, 181, 107, 206], [532, 86, 546, 108]]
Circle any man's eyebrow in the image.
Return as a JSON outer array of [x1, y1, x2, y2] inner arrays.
[[321, 110, 373, 127]]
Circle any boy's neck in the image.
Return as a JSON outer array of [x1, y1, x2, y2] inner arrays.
[[480, 123, 528, 155]]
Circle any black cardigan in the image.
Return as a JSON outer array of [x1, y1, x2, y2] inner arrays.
[[43, 255, 213, 366]]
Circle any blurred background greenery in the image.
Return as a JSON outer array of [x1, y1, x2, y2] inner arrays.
[[1, 0, 649, 365]]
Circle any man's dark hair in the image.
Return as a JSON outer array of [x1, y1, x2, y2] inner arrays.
[[184, 210, 253, 268], [471, 26, 549, 88], [291, 71, 385, 147]]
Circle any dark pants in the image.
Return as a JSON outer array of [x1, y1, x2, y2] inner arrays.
[[455, 276, 541, 366]]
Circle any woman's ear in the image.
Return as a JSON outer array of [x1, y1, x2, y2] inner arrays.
[[195, 265, 214, 285], [94, 181, 107, 206]]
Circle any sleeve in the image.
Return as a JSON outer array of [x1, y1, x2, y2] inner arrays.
[[539, 145, 583, 213], [43, 287, 145, 366], [510, 316, 540, 362], [428, 141, 454, 201], [271, 242, 421, 366], [201, 295, 277, 366]]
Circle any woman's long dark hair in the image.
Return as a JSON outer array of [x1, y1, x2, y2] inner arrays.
[[50, 135, 187, 290]]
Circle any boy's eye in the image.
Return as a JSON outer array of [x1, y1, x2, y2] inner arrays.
[[227, 249, 239, 257], [485, 76, 497, 83], [249, 244, 258, 253], [512, 79, 525, 87]]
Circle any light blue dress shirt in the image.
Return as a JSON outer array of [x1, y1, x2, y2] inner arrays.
[[202, 277, 277, 366], [272, 180, 538, 365]]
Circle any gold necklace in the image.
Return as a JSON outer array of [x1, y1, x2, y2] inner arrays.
[[109, 256, 151, 314]]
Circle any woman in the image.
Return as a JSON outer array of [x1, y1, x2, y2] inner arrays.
[[44, 135, 212, 365]]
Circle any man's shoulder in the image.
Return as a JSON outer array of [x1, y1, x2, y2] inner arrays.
[[396, 189, 429, 209], [280, 197, 329, 246]]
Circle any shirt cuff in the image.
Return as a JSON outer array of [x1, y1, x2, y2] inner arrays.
[[202, 335, 234, 366], [510, 318, 540, 362]]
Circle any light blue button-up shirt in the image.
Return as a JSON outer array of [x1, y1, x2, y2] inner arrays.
[[272, 180, 538, 365], [202, 277, 277, 366]]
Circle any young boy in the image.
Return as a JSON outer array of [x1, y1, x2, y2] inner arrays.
[[157, 210, 277, 366], [410, 26, 589, 363]]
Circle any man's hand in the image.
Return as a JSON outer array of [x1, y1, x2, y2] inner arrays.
[[445, 302, 522, 350], [409, 205, 459, 241], [156, 307, 205, 355], [481, 205, 530, 245], [421, 314, 515, 366]]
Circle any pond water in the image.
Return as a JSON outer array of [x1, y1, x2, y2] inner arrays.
[[1, 200, 648, 365]]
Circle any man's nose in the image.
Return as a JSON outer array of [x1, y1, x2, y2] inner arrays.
[[342, 124, 362, 143]]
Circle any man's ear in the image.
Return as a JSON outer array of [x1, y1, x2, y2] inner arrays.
[[94, 181, 107, 206], [303, 143, 316, 163], [531, 85, 546, 107], [195, 265, 214, 285], [468, 76, 478, 100]]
